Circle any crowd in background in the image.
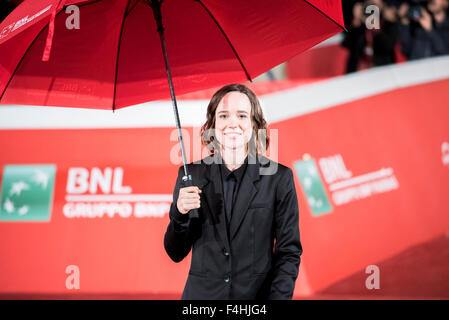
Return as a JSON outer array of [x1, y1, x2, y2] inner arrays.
[[342, 0, 449, 73]]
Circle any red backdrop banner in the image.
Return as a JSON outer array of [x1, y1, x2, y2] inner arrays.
[[1, 77, 448, 298]]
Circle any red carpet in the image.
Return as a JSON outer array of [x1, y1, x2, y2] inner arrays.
[[303, 232, 449, 300], [1, 233, 448, 300]]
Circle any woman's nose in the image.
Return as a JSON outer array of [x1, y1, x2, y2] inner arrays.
[[228, 114, 239, 127]]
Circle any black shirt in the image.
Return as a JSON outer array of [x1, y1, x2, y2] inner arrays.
[[219, 156, 248, 229]]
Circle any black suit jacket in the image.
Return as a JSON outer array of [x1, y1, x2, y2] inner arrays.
[[164, 153, 302, 300]]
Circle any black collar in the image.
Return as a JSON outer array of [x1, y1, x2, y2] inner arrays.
[[219, 156, 248, 183], [194, 152, 262, 190]]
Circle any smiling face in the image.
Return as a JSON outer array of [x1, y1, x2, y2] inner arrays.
[[214, 91, 253, 152], [201, 84, 269, 157]]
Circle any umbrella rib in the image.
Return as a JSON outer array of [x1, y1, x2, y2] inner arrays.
[[195, 0, 252, 82], [303, 0, 347, 32], [112, 0, 132, 112], [0, 0, 103, 103]]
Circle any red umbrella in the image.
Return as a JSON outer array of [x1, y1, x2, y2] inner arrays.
[[0, 0, 345, 217]]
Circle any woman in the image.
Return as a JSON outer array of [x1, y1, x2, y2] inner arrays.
[[164, 84, 302, 300]]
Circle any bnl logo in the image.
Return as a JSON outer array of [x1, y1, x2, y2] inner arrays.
[[294, 155, 332, 217], [0, 165, 56, 222]]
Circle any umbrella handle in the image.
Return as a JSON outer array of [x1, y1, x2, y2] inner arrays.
[[182, 175, 200, 219]]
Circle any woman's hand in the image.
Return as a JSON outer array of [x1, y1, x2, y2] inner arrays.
[[418, 8, 433, 31], [177, 186, 202, 214]]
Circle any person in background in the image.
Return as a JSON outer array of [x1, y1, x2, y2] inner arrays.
[[398, 0, 449, 60], [342, 0, 400, 73], [371, 0, 401, 66], [342, 0, 367, 73]]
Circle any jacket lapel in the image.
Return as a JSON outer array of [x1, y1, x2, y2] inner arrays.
[[229, 154, 261, 241], [196, 154, 262, 247], [201, 159, 231, 251]]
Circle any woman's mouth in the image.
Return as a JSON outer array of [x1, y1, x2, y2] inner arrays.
[[224, 132, 242, 138]]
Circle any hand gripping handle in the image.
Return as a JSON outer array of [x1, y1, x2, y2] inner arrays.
[[182, 175, 200, 219]]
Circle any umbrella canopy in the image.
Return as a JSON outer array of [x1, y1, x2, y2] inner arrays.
[[0, 0, 345, 110]]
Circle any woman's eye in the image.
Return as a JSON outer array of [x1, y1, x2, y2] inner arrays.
[[219, 114, 227, 119], [239, 114, 247, 119]]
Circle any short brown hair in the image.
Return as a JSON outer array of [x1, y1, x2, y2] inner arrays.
[[200, 84, 269, 156]]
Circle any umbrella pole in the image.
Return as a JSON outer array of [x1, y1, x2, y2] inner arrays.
[[150, 0, 199, 218]]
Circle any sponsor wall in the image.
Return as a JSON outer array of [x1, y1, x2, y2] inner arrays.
[[1, 57, 449, 297]]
